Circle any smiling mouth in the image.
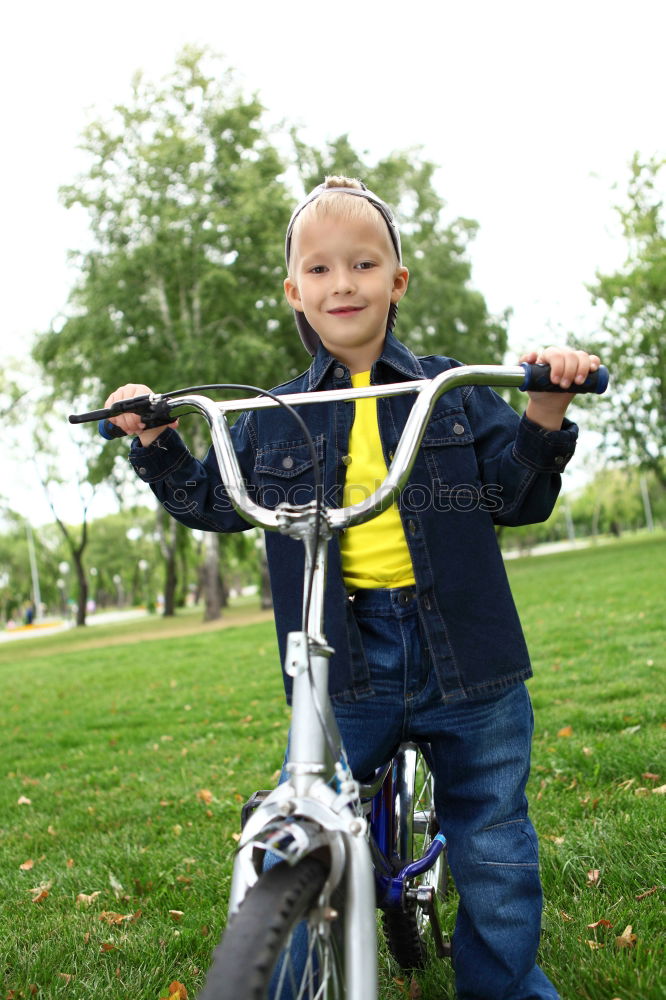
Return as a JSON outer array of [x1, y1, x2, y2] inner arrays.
[[328, 306, 364, 315]]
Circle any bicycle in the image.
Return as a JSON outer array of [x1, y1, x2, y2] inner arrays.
[[70, 360, 608, 999]]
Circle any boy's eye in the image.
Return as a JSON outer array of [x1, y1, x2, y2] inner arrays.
[[309, 265, 328, 274], [356, 261, 376, 270]]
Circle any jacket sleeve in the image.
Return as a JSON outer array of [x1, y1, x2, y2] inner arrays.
[[463, 384, 579, 527], [127, 412, 256, 534]]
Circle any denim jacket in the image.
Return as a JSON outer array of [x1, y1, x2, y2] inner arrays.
[[129, 333, 578, 704]]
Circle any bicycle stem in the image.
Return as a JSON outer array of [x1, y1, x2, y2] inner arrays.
[[283, 521, 345, 797]]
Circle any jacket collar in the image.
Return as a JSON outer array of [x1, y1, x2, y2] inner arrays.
[[307, 331, 426, 389]]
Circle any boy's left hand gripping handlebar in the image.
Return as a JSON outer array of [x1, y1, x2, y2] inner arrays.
[[68, 395, 175, 439]]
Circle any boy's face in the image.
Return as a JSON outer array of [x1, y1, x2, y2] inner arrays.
[[284, 212, 409, 372]]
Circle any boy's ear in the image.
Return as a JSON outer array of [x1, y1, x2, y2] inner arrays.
[[284, 276, 305, 313], [391, 266, 409, 304]]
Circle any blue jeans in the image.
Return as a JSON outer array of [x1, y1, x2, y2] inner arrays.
[[330, 586, 559, 1000]]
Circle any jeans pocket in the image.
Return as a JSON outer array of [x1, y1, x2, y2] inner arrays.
[[477, 819, 539, 868]]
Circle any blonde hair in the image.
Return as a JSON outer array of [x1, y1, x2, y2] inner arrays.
[[288, 175, 398, 275]]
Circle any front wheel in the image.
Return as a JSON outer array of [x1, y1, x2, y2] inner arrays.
[[198, 855, 345, 999]]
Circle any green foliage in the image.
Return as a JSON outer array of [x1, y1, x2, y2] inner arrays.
[[587, 154, 666, 488], [35, 47, 302, 409], [502, 468, 665, 553]]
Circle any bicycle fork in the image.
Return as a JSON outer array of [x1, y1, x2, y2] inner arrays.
[[227, 503, 379, 997]]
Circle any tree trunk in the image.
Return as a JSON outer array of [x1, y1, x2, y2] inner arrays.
[[202, 530, 223, 621], [163, 548, 177, 616], [259, 537, 273, 610], [73, 559, 88, 627], [156, 505, 178, 617]]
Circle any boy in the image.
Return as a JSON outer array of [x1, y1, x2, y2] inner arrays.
[[106, 176, 600, 999]]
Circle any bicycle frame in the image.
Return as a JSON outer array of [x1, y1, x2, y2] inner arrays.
[[151, 365, 531, 996]]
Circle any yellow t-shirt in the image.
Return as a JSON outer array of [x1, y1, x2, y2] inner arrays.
[[340, 371, 415, 590]]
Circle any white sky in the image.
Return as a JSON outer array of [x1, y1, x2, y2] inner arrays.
[[2, 0, 664, 524]]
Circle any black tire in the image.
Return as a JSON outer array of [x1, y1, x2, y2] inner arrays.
[[198, 855, 345, 999], [382, 744, 450, 971]]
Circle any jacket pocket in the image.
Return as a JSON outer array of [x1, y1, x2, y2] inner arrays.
[[420, 409, 480, 487], [254, 434, 326, 508]]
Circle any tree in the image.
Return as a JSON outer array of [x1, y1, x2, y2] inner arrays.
[[33, 47, 300, 619], [587, 154, 666, 488]]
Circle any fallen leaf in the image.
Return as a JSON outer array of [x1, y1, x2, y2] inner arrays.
[[559, 910, 573, 921], [168, 982, 188, 998], [66, 858, 75, 868], [76, 892, 101, 906], [17, 796, 32, 806], [642, 772, 660, 781], [408, 978, 422, 998], [635, 886, 658, 901], [582, 746, 593, 756], [31, 889, 49, 903], [557, 725, 573, 738], [586, 869, 601, 887], [615, 924, 637, 948], [587, 919, 612, 929], [621, 724, 641, 735], [19, 859, 34, 871], [586, 939, 604, 950], [100, 942, 116, 952], [652, 784, 666, 795], [231, 832, 241, 842], [99, 911, 135, 925], [172, 825, 183, 837], [47, 824, 57, 836], [169, 910, 184, 921], [197, 789, 213, 804], [57, 973, 73, 984]]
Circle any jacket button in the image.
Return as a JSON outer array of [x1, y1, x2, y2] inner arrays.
[[453, 422, 465, 435], [333, 366, 346, 379], [282, 456, 294, 469], [138, 467, 147, 475], [342, 455, 352, 466], [398, 590, 412, 606], [554, 455, 565, 467]]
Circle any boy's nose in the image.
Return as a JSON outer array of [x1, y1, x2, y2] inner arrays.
[[332, 270, 356, 294]]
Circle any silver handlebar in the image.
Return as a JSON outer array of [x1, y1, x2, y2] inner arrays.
[[165, 365, 527, 533]]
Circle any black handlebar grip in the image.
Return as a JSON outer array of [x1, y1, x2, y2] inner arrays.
[[520, 363, 609, 394]]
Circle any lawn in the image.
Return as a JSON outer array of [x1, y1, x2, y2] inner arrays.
[[1, 535, 664, 999]]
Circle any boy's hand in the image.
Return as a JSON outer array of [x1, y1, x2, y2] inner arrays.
[[519, 347, 601, 430], [103, 384, 179, 446]]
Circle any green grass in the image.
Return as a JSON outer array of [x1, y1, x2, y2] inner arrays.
[[1, 535, 664, 999]]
